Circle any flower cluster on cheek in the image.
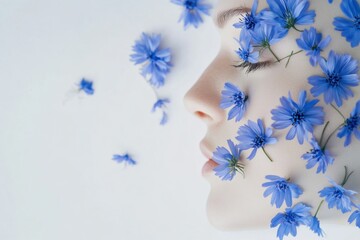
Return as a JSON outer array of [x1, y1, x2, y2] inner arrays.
[[214, 0, 360, 238]]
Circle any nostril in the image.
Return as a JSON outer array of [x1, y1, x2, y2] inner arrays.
[[195, 111, 213, 121]]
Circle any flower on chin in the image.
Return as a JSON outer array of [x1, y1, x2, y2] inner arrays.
[[308, 51, 359, 107], [233, 0, 260, 37], [348, 206, 360, 228], [212, 139, 244, 181], [236, 119, 277, 160], [296, 27, 331, 66], [130, 33, 172, 88], [318, 178, 357, 213], [270, 203, 313, 240], [171, 0, 212, 29], [262, 175, 303, 208], [333, 0, 360, 47], [271, 90, 325, 145], [220, 82, 248, 122], [235, 32, 259, 64], [309, 216, 324, 237], [261, 0, 316, 31], [338, 100, 360, 147], [250, 23, 287, 48], [79, 78, 94, 95], [301, 138, 334, 174]]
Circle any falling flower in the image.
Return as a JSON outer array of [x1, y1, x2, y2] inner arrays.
[[296, 27, 331, 66], [271, 203, 313, 240], [220, 82, 248, 122], [319, 178, 357, 213], [235, 32, 259, 64], [233, 0, 260, 37], [262, 175, 303, 208], [112, 153, 137, 166], [271, 90, 324, 144], [130, 33, 172, 88], [212, 140, 244, 181], [261, 0, 316, 32], [301, 138, 334, 173], [236, 119, 277, 161], [152, 98, 170, 125], [308, 51, 359, 107], [333, 0, 360, 47], [338, 100, 360, 146], [171, 0, 212, 29], [78, 78, 94, 95]]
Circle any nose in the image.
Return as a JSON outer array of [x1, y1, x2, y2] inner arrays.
[[183, 61, 225, 125]]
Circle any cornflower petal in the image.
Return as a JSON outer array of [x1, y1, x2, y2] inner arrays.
[[337, 100, 360, 146], [301, 138, 334, 173], [348, 206, 360, 228], [112, 154, 137, 166], [171, 0, 212, 29], [79, 78, 94, 95], [220, 82, 248, 122]]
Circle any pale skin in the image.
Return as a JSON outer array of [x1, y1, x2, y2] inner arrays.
[[184, 0, 360, 230]]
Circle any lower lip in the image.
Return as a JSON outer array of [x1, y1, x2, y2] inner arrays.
[[202, 159, 218, 176]]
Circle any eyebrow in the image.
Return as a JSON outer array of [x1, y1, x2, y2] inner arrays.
[[216, 7, 251, 28]]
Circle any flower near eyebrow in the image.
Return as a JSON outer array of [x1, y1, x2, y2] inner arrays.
[[262, 175, 303, 208], [171, 0, 212, 29], [348, 206, 360, 228], [337, 100, 360, 146], [308, 51, 359, 108], [220, 82, 248, 122], [250, 23, 287, 47], [78, 78, 94, 95], [296, 27, 332, 67], [270, 203, 312, 240], [152, 98, 170, 125], [271, 90, 325, 144], [233, 0, 260, 37], [309, 216, 324, 237], [333, 0, 360, 47], [235, 33, 259, 64], [261, 0, 316, 32], [318, 178, 357, 213], [112, 153, 137, 166], [130, 33, 172, 88], [236, 119, 277, 161], [301, 137, 334, 174], [212, 139, 244, 181]]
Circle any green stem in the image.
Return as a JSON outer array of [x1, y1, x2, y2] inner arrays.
[[292, 25, 304, 32], [322, 123, 345, 150], [314, 200, 325, 217], [262, 147, 274, 162], [277, 50, 303, 62], [319, 121, 330, 146], [331, 103, 346, 120], [341, 166, 354, 187], [268, 46, 280, 62], [285, 51, 293, 68]]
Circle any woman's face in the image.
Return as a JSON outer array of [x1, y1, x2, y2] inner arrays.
[[184, 0, 360, 230]]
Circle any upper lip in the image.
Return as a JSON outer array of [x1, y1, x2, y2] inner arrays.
[[199, 139, 213, 160]]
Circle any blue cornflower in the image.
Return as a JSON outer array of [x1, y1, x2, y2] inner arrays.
[[271, 203, 313, 240], [250, 23, 287, 48], [212, 140, 244, 181], [319, 178, 357, 213], [296, 27, 331, 66], [338, 100, 360, 146], [308, 51, 359, 107], [79, 78, 94, 95], [220, 82, 248, 122], [262, 175, 303, 208], [301, 138, 334, 173], [171, 0, 212, 29], [233, 0, 260, 37], [112, 153, 137, 166], [130, 33, 172, 88], [235, 33, 259, 64], [333, 0, 360, 47], [152, 98, 170, 125], [328, 0, 334, 3], [261, 0, 316, 31], [236, 119, 277, 160], [271, 90, 325, 144], [309, 216, 324, 237], [348, 206, 360, 228]]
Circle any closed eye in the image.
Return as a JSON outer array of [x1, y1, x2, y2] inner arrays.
[[233, 61, 273, 73]]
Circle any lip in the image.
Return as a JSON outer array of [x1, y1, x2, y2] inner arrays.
[[199, 140, 218, 176]]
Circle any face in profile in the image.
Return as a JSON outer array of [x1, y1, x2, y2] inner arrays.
[[184, 0, 360, 230]]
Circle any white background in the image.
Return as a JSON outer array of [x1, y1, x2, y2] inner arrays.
[[0, 0, 359, 239]]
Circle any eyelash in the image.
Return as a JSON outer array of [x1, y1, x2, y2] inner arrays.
[[233, 61, 272, 73]]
